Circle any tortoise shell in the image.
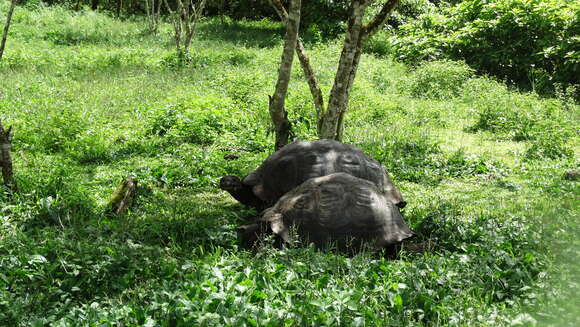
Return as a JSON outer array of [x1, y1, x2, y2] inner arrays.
[[260, 173, 414, 250], [243, 139, 405, 208]]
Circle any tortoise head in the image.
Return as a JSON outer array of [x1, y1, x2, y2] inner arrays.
[[237, 222, 281, 249], [220, 175, 265, 209], [219, 175, 243, 192], [383, 175, 407, 209]]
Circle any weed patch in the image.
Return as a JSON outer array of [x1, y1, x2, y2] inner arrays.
[[408, 60, 474, 99], [466, 80, 574, 143], [355, 129, 503, 184]]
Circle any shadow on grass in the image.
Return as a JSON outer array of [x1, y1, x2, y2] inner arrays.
[[198, 19, 284, 48], [119, 189, 256, 250]]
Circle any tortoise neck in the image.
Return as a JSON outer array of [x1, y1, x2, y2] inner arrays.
[[230, 184, 265, 210]]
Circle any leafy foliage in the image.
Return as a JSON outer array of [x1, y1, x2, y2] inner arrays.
[[355, 129, 503, 185], [390, 0, 580, 95]]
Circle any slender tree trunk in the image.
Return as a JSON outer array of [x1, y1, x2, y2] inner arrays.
[[270, 0, 324, 129], [183, 0, 206, 56], [318, 0, 400, 140], [269, 0, 301, 150], [319, 1, 368, 140], [0, 0, 17, 61], [267, 0, 399, 142], [116, 0, 122, 17], [0, 121, 17, 193], [219, 0, 226, 25], [145, 0, 160, 34], [145, 0, 151, 28], [91, 0, 99, 10], [164, 0, 182, 53], [165, 0, 205, 56], [153, 0, 162, 33]]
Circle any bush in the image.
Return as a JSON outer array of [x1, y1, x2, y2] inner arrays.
[[15, 7, 140, 46], [148, 94, 239, 145], [524, 123, 574, 160], [387, 0, 438, 27], [390, 0, 580, 95], [68, 130, 113, 164], [14, 106, 87, 153], [408, 60, 474, 99]]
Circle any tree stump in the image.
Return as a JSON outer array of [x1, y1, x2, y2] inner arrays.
[[0, 120, 17, 193], [109, 177, 138, 215], [563, 170, 580, 181]]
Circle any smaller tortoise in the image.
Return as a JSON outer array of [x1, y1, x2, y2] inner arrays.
[[238, 173, 415, 252], [220, 139, 406, 210]]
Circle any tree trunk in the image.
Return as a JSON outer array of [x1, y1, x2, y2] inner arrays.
[[145, 0, 161, 34], [0, 0, 17, 61], [270, 0, 324, 129], [183, 0, 206, 56], [116, 0, 122, 17], [91, 0, 99, 10], [145, 0, 151, 28], [164, 0, 182, 53], [318, 1, 368, 141], [269, 0, 301, 150], [0, 121, 17, 193], [318, 0, 400, 140], [165, 0, 205, 56], [153, 0, 162, 33]]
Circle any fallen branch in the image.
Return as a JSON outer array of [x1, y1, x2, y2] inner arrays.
[[109, 177, 138, 215]]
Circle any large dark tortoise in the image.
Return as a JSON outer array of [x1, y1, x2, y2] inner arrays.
[[237, 173, 414, 252], [220, 139, 406, 210]]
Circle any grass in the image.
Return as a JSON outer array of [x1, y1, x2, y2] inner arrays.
[[0, 2, 579, 326]]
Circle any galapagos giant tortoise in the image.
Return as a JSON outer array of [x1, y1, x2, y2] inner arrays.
[[238, 173, 414, 252], [220, 139, 406, 210]]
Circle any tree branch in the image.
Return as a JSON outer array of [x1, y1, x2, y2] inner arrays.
[[0, 0, 18, 60], [319, 0, 367, 140], [362, 0, 400, 37]]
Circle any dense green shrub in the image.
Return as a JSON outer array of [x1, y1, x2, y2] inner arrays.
[[12, 6, 141, 46], [148, 95, 239, 145], [390, 0, 580, 95], [386, 0, 438, 27], [524, 123, 574, 161], [408, 60, 474, 99], [14, 106, 88, 153]]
